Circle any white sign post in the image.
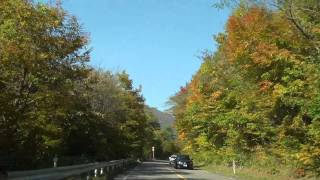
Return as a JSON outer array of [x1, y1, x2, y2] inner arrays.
[[152, 146, 155, 160], [53, 155, 58, 168]]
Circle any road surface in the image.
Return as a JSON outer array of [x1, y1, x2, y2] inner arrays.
[[114, 160, 234, 180]]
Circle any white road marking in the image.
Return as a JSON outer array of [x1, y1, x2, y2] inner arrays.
[[122, 175, 128, 180], [167, 168, 187, 179], [177, 174, 186, 179]]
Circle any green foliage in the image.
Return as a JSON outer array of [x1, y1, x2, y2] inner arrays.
[[0, 0, 90, 169], [0, 0, 159, 170], [142, 106, 179, 159], [158, 127, 179, 158]]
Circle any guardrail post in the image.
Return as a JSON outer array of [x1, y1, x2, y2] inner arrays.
[[106, 166, 109, 178], [100, 167, 103, 176], [114, 165, 116, 176], [107, 166, 111, 179], [110, 165, 114, 178]]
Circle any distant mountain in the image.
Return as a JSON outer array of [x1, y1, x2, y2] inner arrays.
[[145, 106, 175, 129]]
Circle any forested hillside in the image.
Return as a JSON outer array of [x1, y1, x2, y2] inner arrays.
[[0, 0, 159, 170], [144, 106, 178, 159], [145, 106, 175, 128], [170, 0, 320, 178]]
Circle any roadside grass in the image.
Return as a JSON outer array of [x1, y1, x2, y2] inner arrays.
[[202, 164, 319, 180]]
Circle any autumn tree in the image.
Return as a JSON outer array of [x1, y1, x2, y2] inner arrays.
[[170, 3, 320, 176], [0, 0, 160, 170], [0, 0, 90, 169]]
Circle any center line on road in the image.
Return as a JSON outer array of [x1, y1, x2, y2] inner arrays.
[[167, 168, 187, 180], [176, 174, 186, 179], [122, 175, 128, 180]]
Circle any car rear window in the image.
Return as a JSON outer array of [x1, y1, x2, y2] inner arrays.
[[177, 155, 190, 160]]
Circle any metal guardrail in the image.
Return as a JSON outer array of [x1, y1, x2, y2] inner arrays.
[[8, 159, 135, 180]]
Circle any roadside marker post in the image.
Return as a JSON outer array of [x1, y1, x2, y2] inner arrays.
[[152, 146, 155, 160], [53, 155, 58, 168], [232, 160, 236, 174]]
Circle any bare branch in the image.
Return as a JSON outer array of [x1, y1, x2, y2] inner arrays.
[[285, 0, 313, 40]]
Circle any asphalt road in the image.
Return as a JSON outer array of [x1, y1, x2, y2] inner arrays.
[[114, 160, 235, 180]]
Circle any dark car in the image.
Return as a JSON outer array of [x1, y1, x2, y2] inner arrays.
[[173, 155, 193, 170]]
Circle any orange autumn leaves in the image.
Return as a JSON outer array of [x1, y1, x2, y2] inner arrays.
[[224, 7, 297, 68], [171, 4, 320, 176]]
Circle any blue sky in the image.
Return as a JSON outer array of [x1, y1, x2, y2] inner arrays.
[[61, 0, 231, 111]]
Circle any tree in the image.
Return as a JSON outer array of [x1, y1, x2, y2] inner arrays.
[[0, 0, 166, 170], [0, 0, 90, 169], [170, 4, 320, 176]]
